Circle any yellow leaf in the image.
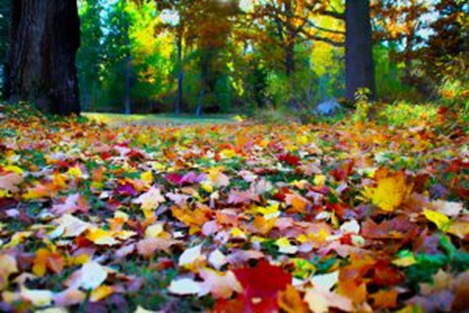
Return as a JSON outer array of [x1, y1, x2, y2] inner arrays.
[[32, 249, 50, 277], [392, 254, 417, 267], [86, 228, 118, 246], [7, 231, 32, 247], [23, 185, 51, 200], [201, 183, 213, 193], [424, 209, 451, 231], [231, 228, 247, 240], [251, 202, 280, 218], [291, 258, 316, 279], [276, 237, 298, 254], [220, 149, 236, 158], [90, 285, 113, 302], [3, 166, 23, 175], [314, 175, 327, 186], [140, 171, 153, 185], [361, 171, 412, 212], [70, 254, 90, 266], [298, 135, 309, 145], [67, 166, 83, 178], [145, 224, 164, 238]]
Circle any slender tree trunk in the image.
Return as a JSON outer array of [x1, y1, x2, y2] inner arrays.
[[176, 29, 183, 115], [7, 0, 80, 115], [285, 44, 295, 77], [124, 11, 132, 115], [345, 0, 376, 101], [284, 0, 298, 110]]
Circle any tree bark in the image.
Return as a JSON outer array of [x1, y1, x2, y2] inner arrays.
[[345, 0, 376, 101], [7, 0, 80, 115]]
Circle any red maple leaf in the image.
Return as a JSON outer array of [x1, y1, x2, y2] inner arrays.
[[226, 259, 292, 313], [278, 154, 301, 166]]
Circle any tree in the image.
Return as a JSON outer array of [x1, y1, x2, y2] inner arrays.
[[189, 0, 239, 115], [77, 0, 104, 112], [418, 0, 468, 81], [6, 0, 81, 115], [156, 0, 192, 114], [345, 0, 375, 101], [246, 1, 345, 108], [0, 0, 11, 99]]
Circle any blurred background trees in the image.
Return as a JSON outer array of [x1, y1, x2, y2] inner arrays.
[[0, 0, 467, 115]]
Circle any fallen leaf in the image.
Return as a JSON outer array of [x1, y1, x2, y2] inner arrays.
[[168, 278, 202, 295], [361, 170, 413, 211], [65, 262, 108, 290]]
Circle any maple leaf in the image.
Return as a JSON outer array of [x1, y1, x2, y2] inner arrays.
[[227, 190, 260, 205], [19, 286, 54, 307], [278, 285, 309, 313], [65, 262, 108, 290], [371, 289, 398, 309], [53, 288, 86, 307], [0, 173, 23, 194], [32, 248, 65, 277], [168, 278, 202, 295], [285, 194, 309, 214], [132, 186, 166, 217], [0, 254, 18, 290], [179, 244, 205, 268], [23, 184, 52, 200], [51, 214, 92, 238], [207, 168, 230, 188], [233, 259, 292, 312], [304, 287, 353, 313], [199, 269, 242, 299], [137, 237, 174, 258], [51, 193, 90, 216], [278, 153, 301, 166], [361, 170, 413, 211], [86, 228, 119, 246], [208, 249, 228, 270], [90, 285, 114, 302]]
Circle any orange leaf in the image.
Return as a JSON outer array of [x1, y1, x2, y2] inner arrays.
[[371, 289, 398, 309], [278, 285, 309, 313]]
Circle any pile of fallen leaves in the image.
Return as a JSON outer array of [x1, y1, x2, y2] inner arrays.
[[0, 104, 468, 312]]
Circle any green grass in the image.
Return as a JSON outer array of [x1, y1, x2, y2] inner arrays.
[[82, 113, 243, 126]]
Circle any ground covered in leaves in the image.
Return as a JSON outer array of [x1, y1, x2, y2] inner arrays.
[[0, 105, 468, 312]]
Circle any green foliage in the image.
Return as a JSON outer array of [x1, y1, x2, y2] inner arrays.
[[351, 88, 373, 123], [378, 101, 439, 127], [373, 44, 420, 102]]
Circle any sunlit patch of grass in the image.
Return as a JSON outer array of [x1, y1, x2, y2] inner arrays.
[[82, 113, 242, 126]]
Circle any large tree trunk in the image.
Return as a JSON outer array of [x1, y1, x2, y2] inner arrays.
[[345, 0, 376, 101], [6, 0, 81, 115]]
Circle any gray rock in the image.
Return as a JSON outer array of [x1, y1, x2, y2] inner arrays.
[[315, 99, 341, 116]]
